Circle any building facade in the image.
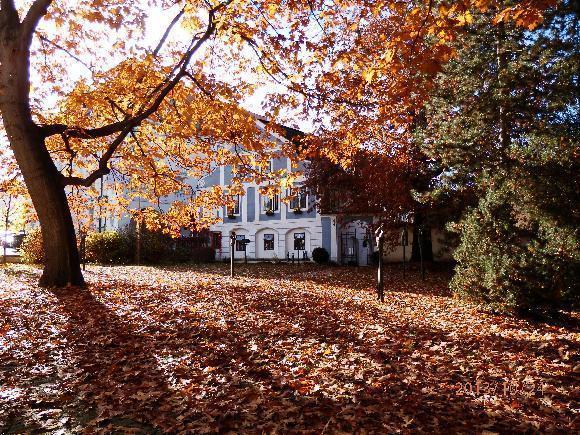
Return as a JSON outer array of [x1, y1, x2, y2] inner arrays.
[[106, 115, 450, 264], [201, 159, 340, 263]]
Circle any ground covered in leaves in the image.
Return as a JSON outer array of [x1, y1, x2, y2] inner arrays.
[[0, 263, 577, 433]]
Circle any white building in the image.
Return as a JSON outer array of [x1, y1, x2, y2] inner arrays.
[[196, 117, 345, 263], [105, 115, 450, 264], [105, 115, 379, 264]]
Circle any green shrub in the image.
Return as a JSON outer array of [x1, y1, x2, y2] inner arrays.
[[121, 225, 216, 264], [20, 228, 44, 264], [85, 231, 131, 264], [451, 182, 579, 314], [139, 231, 173, 264], [312, 247, 330, 264]]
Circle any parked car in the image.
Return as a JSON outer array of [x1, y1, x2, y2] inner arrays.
[[0, 231, 15, 248]]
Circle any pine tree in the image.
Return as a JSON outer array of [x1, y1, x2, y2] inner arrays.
[[418, 0, 579, 312]]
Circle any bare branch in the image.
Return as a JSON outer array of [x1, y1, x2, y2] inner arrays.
[[37, 34, 93, 73], [153, 7, 185, 58]]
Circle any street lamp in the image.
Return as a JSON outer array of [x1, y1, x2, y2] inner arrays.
[[241, 238, 251, 264], [230, 232, 251, 277], [230, 232, 236, 277], [375, 225, 385, 302]]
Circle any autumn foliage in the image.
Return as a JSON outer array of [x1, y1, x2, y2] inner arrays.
[[0, 0, 561, 286]]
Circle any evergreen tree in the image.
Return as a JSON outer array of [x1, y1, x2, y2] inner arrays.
[[418, 0, 579, 312]]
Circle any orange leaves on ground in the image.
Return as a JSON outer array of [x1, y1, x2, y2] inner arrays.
[[0, 263, 577, 432]]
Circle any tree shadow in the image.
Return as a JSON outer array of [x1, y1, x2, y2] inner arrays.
[[2, 265, 576, 433]]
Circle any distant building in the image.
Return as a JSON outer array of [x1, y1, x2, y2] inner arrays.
[[100, 114, 450, 264]]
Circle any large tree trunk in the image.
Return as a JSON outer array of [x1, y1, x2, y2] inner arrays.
[[0, 17, 84, 287]]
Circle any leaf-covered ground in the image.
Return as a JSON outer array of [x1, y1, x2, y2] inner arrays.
[[0, 263, 577, 433]]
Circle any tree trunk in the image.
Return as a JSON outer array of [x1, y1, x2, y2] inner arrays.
[[0, 19, 84, 287], [410, 212, 433, 263]]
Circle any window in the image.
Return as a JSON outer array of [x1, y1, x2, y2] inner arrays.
[[262, 194, 279, 213], [289, 187, 308, 210], [263, 234, 275, 251], [258, 159, 272, 174], [294, 232, 305, 250], [227, 195, 240, 216], [235, 234, 246, 251]]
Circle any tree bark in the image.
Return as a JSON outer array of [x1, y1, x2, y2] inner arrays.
[[0, 18, 84, 287]]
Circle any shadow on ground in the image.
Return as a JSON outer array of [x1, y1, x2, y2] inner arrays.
[[0, 264, 576, 433]]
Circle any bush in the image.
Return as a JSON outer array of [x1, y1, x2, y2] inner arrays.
[[85, 231, 131, 264], [121, 225, 216, 264], [20, 228, 45, 264], [312, 247, 330, 264], [140, 231, 173, 264], [451, 182, 579, 314], [190, 246, 215, 263]]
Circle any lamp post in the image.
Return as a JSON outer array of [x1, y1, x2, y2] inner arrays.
[[402, 227, 408, 278], [230, 231, 236, 277], [375, 225, 385, 302], [242, 238, 251, 264], [418, 226, 425, 281]]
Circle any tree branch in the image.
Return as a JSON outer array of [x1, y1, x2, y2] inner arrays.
[[0, 0, 19, 29], [37, 34, 93, 73], [59, 1, 233, 187], [153, 7, 184, 58], [21, 0, 52, 43], [42, 1, 231, 141]]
